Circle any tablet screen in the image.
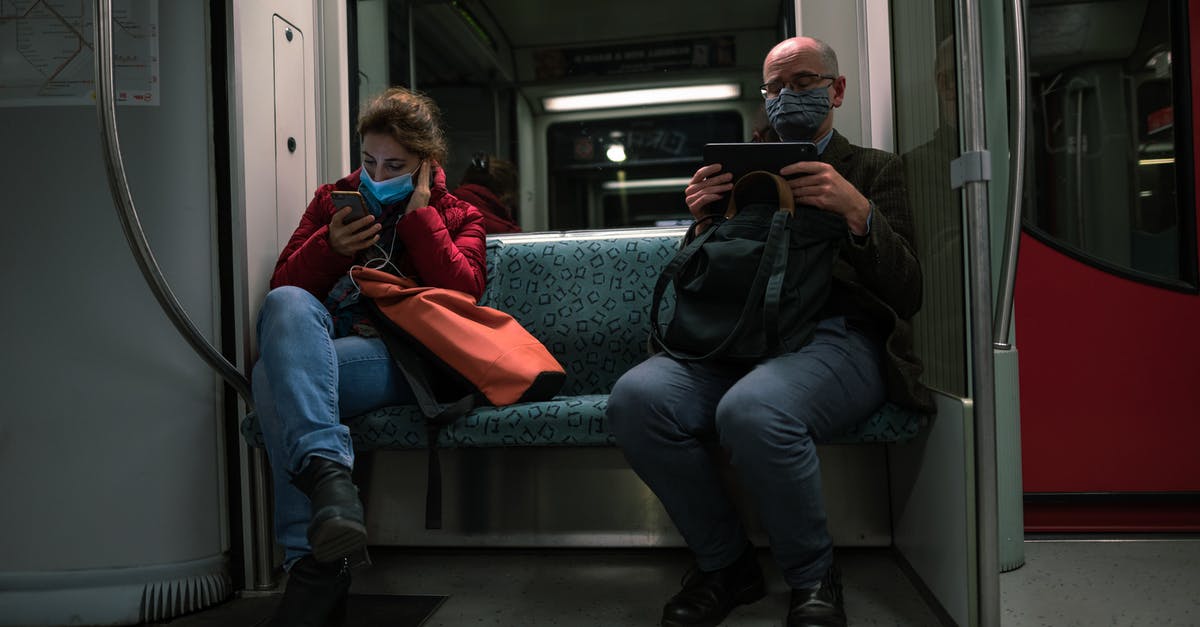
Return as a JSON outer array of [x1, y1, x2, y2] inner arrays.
[[701, 142, 818, 205], [702, 142, 819, 181]]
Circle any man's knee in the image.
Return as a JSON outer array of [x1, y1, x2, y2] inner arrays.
[[715, 387, 814, 455], [606, 369, 656, 442]]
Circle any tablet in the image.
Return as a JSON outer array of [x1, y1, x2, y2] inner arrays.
[[702, 141, 819, 182]]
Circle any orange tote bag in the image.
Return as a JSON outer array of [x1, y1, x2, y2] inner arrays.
[[350, 266, 564, 408]]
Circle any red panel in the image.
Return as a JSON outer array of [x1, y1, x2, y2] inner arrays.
[[1025, 502, 1200, 533], [1014, 1, 1200, 515], [1015, 235, 1200, 494]]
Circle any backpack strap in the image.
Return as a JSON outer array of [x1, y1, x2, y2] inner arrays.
[[650, 205, 793, 361], [369, 303, 476, 530]]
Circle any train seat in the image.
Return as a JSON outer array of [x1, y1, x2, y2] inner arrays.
[[240, 228, 926, 451]]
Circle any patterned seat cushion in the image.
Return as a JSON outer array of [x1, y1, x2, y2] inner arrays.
[[479, 233, 680, 396], [242, 395, 613, 449], [240, 399, 924, 450], [239, 230, 928, 451]]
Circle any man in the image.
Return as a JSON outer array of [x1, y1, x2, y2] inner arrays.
[[607, 36, 933, 627]]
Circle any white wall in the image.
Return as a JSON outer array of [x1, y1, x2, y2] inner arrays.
[[796, 0, 894, 151], [227, 0, 346, 586], [0, 0, 225, 610]]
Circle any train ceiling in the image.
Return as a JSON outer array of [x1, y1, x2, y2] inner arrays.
[[404, 0, 787, 87]]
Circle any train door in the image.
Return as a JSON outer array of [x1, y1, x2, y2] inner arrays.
[[1015, 0, 1200, 530]]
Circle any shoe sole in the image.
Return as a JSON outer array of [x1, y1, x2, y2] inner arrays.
[[309, 516, 367, 564], [660, 580, 768, 627]]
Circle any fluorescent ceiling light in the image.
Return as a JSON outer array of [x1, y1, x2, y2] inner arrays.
[[1137, 158, 1175, 166], [543, 83, 741, 112], [602, 177, 693, 191]]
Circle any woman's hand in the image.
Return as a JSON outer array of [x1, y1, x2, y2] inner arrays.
[[406, 160, 432, 212], [328, 207, 380, 257], [684, 163, 733, 219]]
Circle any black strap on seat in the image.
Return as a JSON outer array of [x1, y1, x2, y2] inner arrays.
[[369, 304, 477, 530]]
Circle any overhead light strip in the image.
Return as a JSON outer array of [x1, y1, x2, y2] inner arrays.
[[543, 83, 742, 112], [601, 177, 693, 190]]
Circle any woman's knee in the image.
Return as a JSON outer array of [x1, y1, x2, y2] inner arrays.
[[261, 286, 318, 317], [258, 286, 328, 339]]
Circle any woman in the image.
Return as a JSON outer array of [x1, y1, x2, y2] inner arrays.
[[253, 87, 486, 625], [451, 152, 522, 233]]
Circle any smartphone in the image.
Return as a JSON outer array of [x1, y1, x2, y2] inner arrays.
[[330, 191, 369, 224]]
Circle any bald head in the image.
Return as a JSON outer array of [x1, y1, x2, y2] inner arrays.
[[761, 36, 846, 141], [763, 37, 838, 80]]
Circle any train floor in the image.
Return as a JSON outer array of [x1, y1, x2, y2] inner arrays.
[[156, 534, 1200, 626]]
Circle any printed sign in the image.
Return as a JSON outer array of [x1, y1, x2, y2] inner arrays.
[[535, 37, 734, 80]]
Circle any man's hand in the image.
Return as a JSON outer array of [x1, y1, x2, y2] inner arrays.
[[779, 160, 871, 235], [328, 207, 380, 257], [684, 163, 733, 219]]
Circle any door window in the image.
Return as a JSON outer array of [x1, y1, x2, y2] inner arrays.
[[1023, 0, 1197, 289], [545, 112, 743, 230]]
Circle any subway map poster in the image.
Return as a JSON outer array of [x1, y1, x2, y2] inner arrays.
[[0, 0, 158, 106]]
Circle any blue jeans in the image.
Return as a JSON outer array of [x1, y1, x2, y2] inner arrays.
[[252, 286, 414, 568], [607, 317, 884, 589]]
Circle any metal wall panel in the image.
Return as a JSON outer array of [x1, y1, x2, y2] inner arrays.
[[365, 446, 893, 548]]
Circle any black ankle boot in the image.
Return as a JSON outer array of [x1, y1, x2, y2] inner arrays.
[[661, 544, 766, 627], [269, 555, 351, 627], [786, 565, 845, 627], [293, 458, 366, 564]]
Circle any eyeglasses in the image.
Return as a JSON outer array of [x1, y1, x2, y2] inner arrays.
[[759, 73, 837, 99]]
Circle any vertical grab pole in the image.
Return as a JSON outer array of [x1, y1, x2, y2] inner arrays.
[[250, 449, 277, 590], [993, 0, 1028, 350], [408, 0, 418, 90], [91, 0, 253, 406], [94, 0, 266, 589], [954, 0, 1001, 625]]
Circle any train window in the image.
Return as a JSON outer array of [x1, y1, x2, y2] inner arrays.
[[545, 112, 743, 230], [894, 5, 968, 396], [1023, 0, 1198, 289], [348, 0, 789, 232]]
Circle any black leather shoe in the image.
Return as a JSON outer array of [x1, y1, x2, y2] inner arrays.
[[661, 545, 766, 627], [786, 565, 846, 627], [293, 458, 367, 564], [269, 555, 351, 627]]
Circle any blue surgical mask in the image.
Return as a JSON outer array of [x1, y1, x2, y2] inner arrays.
[[765, 87, 831, 141], [359, 165, 415, 214]]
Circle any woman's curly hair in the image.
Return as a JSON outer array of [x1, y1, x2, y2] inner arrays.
[[356, 87, 447, 163]]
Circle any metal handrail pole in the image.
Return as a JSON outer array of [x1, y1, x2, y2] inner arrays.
[[250, 448, 278, 590], [993, 0, 1029, 350], [91, 0, 254, 408], [954, 0, 1001, 625]]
